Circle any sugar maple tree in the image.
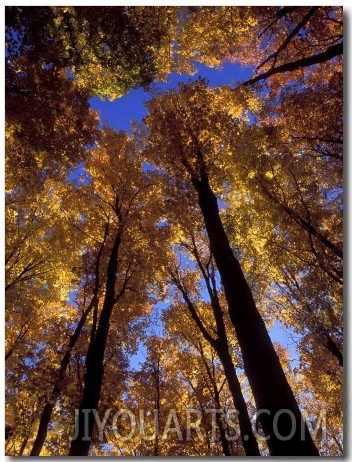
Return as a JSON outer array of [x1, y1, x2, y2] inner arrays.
[[66, 130, 160, 456], [5, 6, 342, 457], [142, 80, 320, 455]]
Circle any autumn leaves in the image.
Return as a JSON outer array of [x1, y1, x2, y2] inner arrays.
[[5, 6, 342, 456]]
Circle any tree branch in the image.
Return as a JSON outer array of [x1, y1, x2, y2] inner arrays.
[[242, 42, 342, 86]]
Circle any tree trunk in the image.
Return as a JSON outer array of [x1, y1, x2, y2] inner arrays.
[[19, 435, 29, 456], [196, 342, 233, 456], [212, 382, 232, 456], [29, 226, 108, 456], [175, 277, 260, 455], [29, 305, 94, 455], [30, 301, 99, 456], [217, 342, 260, 455], [153, 355, 160, 456], [205, 270, 260, 455], [324, 332, 343, 367], [191, 170, 319, 456], [30, 402, 55, 456], [69, 228, 122, 456]]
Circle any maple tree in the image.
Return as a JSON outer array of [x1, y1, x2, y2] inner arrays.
[[66, 130, 160, 456], [142, 79, 320, 455], [5, 6, 343, 457]]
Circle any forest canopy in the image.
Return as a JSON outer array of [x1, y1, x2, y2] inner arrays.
[[5, 6, 343, 457]]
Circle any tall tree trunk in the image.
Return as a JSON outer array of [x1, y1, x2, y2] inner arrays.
[[206, 368, 232, 456], [29, 225, 108, 456], [18, 435, 29, 456], [29, 299, 97, 456], [191, 168, 319, 456], [173, 274, 260, 455], [196, 248, 260, 456], [217, 342, 260, 455], [69, 227, 122, 456], [216, 412, 232, 456]]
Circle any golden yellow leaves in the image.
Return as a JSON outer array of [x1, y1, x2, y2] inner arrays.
[[174, 7, 259, 69], [264, 171, 274, 180], [144, 80, 262, 201]]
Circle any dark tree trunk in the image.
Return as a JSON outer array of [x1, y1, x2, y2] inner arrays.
[[29, 305, 95, 456], [205, 267, 260, 455], [191, 169, 319, 456], [212, 381, 232, 456], [69, 228, 122, 456], [217, 418, 232, 456], [30, 402, 55, 456], [19, 436, 29, 456], [217, 342, 260, 455], [196, 342, 233, 456], [174, 274, 260, 455], [29, 226, 108, 456], [324, 332, 343, 367]]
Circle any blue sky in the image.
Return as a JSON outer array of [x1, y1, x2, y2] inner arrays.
[[90, 61, 253, 133]]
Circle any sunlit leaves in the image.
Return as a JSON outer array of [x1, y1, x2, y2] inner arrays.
[[5, 5, 343, 456]]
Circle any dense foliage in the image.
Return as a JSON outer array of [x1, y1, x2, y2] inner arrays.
[[5, 6, 343, 456]]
